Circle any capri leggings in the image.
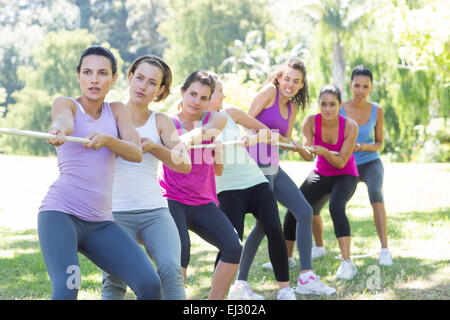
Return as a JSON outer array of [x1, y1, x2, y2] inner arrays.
[[38, 211, 161, 300], [357, 158, 384, 204], [284, 158, 384, 241], [217, 182, 289, 282], [167, 200, 242, 268], [238, 166, 313, 280], [284, 172, 358, 240]]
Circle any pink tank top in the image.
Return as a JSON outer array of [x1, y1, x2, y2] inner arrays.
[[158, 112, 219, 206], [313, 114, 359, 177]]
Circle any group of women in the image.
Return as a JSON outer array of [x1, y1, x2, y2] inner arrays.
[[37, 45, 392, 300]]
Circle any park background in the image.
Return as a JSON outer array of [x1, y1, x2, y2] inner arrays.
[[0, 0, 448, 300]]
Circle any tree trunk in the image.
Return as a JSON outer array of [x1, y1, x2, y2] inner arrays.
[[75, 0, 92, 30], [332, 39, 346, 100]]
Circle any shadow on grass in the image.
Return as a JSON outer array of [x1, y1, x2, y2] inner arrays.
[[243, 207, 449, 300], [2, 206, 448, 300], [0, 228, 105, 299], [322, 207, 449, 242], [185, 248, 220, 300], [248, 243, 449, 300]]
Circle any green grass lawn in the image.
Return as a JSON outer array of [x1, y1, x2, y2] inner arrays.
[[0, 155, 449, 300]]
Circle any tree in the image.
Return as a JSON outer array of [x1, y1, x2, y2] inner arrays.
[[159, 0, 271, 83], [72, 0, 169, 71], [304, 0, 371, 97], [25, 29, 96, 98], [126, 0, 168, 58], [0, 87, 54, 155], [220, 29, 309, 84]]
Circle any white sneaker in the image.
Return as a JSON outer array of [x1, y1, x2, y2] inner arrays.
[[262, 257, 296, 270], [312, 246, 326, 259], [277, 287, 296, 300], [379, 248, 393, 266], [295, 272, 337, 295], [227, 281, 264, 300], [335, 259, 358, 280]]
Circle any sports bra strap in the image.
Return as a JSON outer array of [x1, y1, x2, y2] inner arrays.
[[202, 111, 212, 125], [172, 116, 184, 135]]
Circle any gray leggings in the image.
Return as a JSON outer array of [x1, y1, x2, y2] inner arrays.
[[238, 166, 313, 280], [357, 158, 384, 203], [38, 211, 161, 300], [101, 208, 185, 300]]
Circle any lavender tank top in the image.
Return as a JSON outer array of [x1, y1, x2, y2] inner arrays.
[[158, 112, 219, 206], [39, 98, 119, 221], [313, 114, 358, 177], [247, 87, 291, 166]]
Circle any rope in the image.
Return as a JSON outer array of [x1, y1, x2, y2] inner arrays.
[[0, 127, 90, 144], [188, 140, 339, 154]]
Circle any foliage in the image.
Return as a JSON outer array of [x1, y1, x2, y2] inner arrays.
[[0, 0, 447, 162], [220, 30, 309, 84], [221, 71, 261, 112], [0, 28, 127, 155], [412, 118, 450, 162], [23, 29, 96, 98], [159, 0, 271, 84], [0, 88, 54, 155]]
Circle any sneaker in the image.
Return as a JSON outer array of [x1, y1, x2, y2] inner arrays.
[[227, 281, 264, 300], [379, 248, 393, 266], [335, 259, 358, 280], [277, 287, 296, 300], [295, 272, 337, 295], [312, 246, 326, 259], [262, 257, 296, 270]]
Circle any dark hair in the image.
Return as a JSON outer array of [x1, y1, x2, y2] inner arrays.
[[351, 65, 373, 83], [318, 84, 342, 104], [208, 71, 220, 84], [128, 55, 173, 102], [266, 57, 309, 111], [181, 70, 215, 99], [76, 46, 118, 75]]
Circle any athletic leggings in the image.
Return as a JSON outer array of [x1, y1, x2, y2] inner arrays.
[[284, 172, 358, 240], [238, 166, 313, 280], [167, 200, 242, 269], [217, 183, 289, 282], [357, 158, 384, 203], [284, 159, 384, 241], [38, 211, 161, 300]]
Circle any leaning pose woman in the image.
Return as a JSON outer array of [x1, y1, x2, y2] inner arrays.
[[101, 55, 191, 300], [158, 70, 242, 300], [312, 65, 393, 266], [206, 73, 296, 300], [39, 46, 161, 299], [237, 58, 336, 296], [284, 84, 360, 280]]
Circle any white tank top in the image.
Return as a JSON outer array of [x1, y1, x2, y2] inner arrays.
[[112, 111, 168, 211]]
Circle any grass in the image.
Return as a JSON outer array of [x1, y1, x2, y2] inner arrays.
[[0, 155, 449, 300]]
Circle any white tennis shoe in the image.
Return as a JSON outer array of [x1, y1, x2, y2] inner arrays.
[[295, 272, 337, 295], [227, 280, 264, 300]]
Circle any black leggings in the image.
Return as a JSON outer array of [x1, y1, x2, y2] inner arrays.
[[167, 200, 242, 269], [217, 183, 289, 282], [284, 172, 357, 239]]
